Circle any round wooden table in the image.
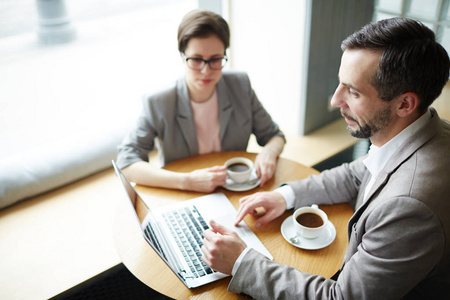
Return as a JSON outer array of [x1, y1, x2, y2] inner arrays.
[[113, 151, 353, 299]]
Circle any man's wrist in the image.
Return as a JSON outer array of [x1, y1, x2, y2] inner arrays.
[[275, 184, 296, 210], [231, 247, 251, 276]]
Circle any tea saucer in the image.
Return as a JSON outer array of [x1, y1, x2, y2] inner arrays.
[[280, 215, 336, 250], [223, 171, 260, 192]]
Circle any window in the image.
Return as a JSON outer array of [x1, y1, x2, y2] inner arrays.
[[0, 0, 189, 39], [0, 0, 197, 159], [374, 0, 450, 53]]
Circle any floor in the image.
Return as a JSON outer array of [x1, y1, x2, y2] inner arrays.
[[51, 264, 172, 300]]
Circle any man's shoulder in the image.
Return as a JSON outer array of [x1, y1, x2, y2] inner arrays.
[[383, 125, 450, 210], [419, 115, 450, 159]]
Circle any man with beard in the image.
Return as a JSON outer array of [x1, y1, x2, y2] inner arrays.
[[200, 17, 450, 299]]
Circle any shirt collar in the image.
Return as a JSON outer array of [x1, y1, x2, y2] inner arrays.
[[363, 109, 431, 178]]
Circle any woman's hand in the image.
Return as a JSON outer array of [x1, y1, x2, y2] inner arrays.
[[183, 165, 227, 193], [254, 148, 278, 187], [254, 136, 285, 187]]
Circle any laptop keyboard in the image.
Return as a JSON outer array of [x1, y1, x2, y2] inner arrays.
[[143, 223, 167, 261], [163, 206, 215, 278]]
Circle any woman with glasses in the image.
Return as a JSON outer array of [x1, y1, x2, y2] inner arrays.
[[116, 10, 285, 193]]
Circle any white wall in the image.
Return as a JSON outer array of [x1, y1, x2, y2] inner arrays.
[[226, 0, 307, 135]]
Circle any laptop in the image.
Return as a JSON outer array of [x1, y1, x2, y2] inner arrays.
[[112, 160, 272, 288]]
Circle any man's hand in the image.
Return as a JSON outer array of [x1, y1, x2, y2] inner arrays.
[[235, 191, 287, 228], [183, 166, 227, 193], [201, 220, 247, 275]]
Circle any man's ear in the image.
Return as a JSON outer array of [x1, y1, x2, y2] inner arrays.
[[396, 92, 419, 118]]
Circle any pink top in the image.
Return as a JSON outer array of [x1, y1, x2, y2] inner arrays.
[[190, 90, 221, 154]]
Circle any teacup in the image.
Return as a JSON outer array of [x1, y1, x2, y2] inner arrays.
[[293, 204, 328, 239], [224, 157, 254, 183]]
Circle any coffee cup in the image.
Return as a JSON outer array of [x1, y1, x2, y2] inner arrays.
[[293, 204, 328, 239], [224, 157, 254, 183]]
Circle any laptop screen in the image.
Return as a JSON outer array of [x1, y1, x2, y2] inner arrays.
[[115, 167, 149, 224], [112, 161, 165, 256]]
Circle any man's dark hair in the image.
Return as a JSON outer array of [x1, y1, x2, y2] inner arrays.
[[342, 17, 450, 112]]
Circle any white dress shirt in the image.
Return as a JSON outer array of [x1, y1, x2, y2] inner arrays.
[[362, 109, 431, 201]]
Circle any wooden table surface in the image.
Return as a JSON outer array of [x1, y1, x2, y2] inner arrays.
[[113, 151, 353, 299]]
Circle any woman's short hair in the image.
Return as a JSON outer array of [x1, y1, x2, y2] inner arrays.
[[342, 17, 450, 112], [177, 10, 230, 54]]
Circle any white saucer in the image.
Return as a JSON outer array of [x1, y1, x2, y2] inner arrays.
[[280, 215, 336, 250], [223, 171, 260, 192]]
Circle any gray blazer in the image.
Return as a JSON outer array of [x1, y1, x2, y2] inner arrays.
[[116, 71, 284, 169], [229, 108, 450, 300]]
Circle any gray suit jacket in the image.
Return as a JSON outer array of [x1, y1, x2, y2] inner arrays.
[[229, 108, 450, 300], [116, 71, 284, 168]]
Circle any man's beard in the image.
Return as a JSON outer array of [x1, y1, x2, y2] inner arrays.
[[342, 106, 392, 139]]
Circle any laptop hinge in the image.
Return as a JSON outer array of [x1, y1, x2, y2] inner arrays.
[[179, 270, 194, 280]]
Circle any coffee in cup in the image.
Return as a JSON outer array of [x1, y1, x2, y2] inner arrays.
[[224, 157, 254, 183], [293, 204, 328, 239], [296, 212, 324, 228]]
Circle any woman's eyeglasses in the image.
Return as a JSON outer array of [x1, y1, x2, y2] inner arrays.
[[182, 53, 228, 70]]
